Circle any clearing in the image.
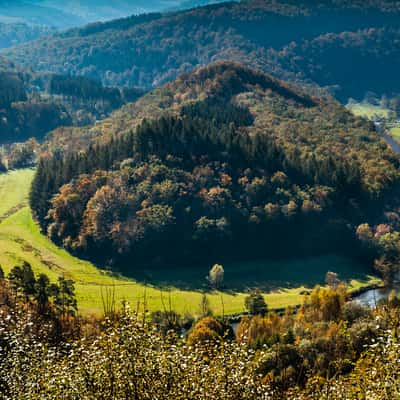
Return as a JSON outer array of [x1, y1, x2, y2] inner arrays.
[[346, 101, 392, 119], [347, 101, 400, 139]]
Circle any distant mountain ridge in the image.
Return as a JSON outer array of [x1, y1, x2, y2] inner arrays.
[[0, 0, 228, 29], [0, 1, 84, 28], [4, 0, 400, 101]]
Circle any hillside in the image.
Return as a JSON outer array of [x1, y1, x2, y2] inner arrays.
[[0, 70, 71, 143], [30, 62, 400, 272], [0, 59, 145, 144], [0, 0, 84, 28], [2, 3, 400, 398], [5, 0, 400, 100]]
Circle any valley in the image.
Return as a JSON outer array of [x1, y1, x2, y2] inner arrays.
[[2, 2, 400, 397], [0, 61, 395, 318], [0, 168, 379, 316]]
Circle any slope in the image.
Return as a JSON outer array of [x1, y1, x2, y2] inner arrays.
[[30, 62, 400, 278], [0, 58, 145, 144], [4, 0, 400, 100]]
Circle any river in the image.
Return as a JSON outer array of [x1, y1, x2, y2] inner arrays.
[[355, 286, 400, 307]]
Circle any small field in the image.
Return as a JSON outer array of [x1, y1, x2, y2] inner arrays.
[[346, 101, 392, 119], [0, 169, 380, 316], [388, 124, 400, 139], [347, 101, 400, 140]]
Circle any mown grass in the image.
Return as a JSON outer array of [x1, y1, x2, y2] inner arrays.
[[0, 169, 380, 316]]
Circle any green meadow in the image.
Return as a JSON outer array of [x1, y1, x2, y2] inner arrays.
[[0, 169, 380, 316], [388, 125, 400, 139], [346, 101, 392, 119], [346, 101, 400, 140]]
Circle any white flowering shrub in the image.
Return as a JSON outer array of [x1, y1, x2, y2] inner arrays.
[[0, 304, 275, 400]]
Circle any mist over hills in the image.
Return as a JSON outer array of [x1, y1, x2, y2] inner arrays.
[[0, 21, 53, 48], [0, 0, 227, 49]]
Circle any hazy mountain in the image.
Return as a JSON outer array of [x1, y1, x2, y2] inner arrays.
[[0, 1, 84, 28], [0, 21, 53, 48], [0, 0, 226, 29]]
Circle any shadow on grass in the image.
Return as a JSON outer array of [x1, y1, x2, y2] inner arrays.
[[114, 254, 374, 293]]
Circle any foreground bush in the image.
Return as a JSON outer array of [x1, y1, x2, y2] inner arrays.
[[2, 272, 400, 399], [0, 305, 273, 400], [291, 330, 400, 399]]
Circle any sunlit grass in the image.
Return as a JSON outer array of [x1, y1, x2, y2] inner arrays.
[[389, 126, 400, 139], [0, 169, 381, 316], [346, 101, 391, 119], [347, 101, 400, 143]]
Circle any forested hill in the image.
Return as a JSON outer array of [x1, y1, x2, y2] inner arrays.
[[5, 0, 400, 100], [31, 62, 400, 271], [0, 58, 145, 143]]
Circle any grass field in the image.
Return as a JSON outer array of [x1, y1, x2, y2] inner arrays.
[[347, 101, 400, 142], [389, 125, 400, 139], [346, 101, 392, 119], [0, 169, 381, 316]]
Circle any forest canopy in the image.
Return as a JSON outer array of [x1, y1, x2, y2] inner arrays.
[[30, 62, 400, 269], [5, 0, 400, 100]]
